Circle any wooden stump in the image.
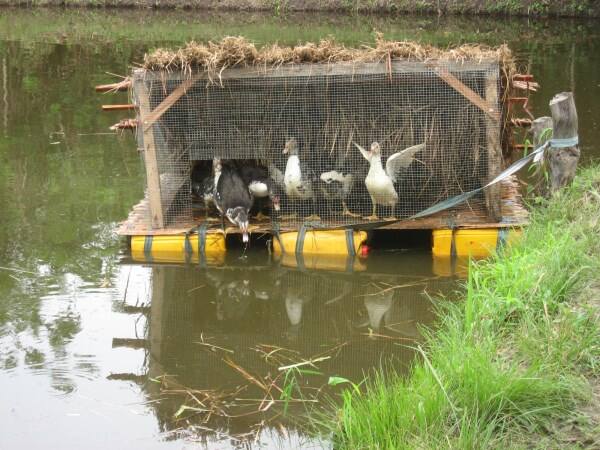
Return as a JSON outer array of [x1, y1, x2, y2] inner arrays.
[[531, 116, 553, 147], [548, 92, 580, 194]]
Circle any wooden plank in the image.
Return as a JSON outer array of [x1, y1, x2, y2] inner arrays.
[[140, 60, 498, 83], [102, 104, 136, 111], [431, 65, 500, 122], [142, 75, 199, 132], [136, 82, 165, 229], [484, 71, 503, 221], [116, 178, 527, 236]]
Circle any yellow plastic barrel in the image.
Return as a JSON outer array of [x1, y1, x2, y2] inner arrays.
[[432, 228, 522, 258], [130, 233, 226, 264], [272, 229, 367, 256]]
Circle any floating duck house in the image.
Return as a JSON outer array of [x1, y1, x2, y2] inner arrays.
[[104, 37, 531, 259]]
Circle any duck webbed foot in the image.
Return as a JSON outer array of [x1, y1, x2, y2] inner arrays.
[[280, 213, 297, 220], [305, 214, 321, 222], [363, 215, 380, 221], [342, 202, 361, 218]]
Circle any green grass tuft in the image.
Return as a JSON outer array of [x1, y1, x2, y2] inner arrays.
[[320, 164, 600, 448]]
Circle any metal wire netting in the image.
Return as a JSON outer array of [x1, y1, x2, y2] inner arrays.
[[133, 60, 500, 229]]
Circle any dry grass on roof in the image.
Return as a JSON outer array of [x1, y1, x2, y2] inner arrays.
[[142, 33, 515, 79]]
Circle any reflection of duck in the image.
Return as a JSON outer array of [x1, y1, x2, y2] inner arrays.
[[356, 142, 424, 220], [283, 138, 320, 221], [214, 161, 254, 243], [363, 290, 394, 331], [216, 279, 253, 321], [282, 276, 313, 341]]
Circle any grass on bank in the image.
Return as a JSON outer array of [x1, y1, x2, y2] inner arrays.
[[322, 164, 600, 449]]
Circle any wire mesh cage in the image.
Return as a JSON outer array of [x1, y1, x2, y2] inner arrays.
[[132, 57, 502, 231]]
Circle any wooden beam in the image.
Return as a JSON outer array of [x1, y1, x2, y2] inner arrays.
[[484, 71, 503, 221], [136, 82, 165, 229], [431, 65, 500, 122], [102, 104, 136, 111], [513, 74, 535, 82], [109, 118, 138, 131], [142, 75, 198, 132]]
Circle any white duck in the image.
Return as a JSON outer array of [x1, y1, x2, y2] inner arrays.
[[355, 141, 424, 220], [283, 137, 320, 220]]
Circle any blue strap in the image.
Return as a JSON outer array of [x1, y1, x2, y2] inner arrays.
[[143, 236, 153, 262], [197, 224, 207, 268], [550, 136, 578, 148], [184, 232, 192, 264], [272, 222, 284, 255], [450, 229, 457, 258], [295, 225, 307, 271], [345, 229, 356, 257], [497, 228, 509, 252], [345, 255, 354, 273]]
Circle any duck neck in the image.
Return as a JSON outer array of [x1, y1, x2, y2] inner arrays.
[[285, 155, 300, 174], [369, 156, 384, 174]]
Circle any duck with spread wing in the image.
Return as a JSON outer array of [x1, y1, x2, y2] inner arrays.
[[355, 141, 424, 220]]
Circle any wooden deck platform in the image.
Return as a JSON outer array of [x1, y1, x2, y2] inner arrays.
[[116, 176, 528, 237]]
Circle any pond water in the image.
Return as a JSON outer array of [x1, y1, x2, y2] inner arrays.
[[0, 9, 598, 449]]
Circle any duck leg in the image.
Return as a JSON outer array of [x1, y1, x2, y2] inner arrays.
[[364, 196, 379, 221], [305, 196, 321, 222], [384, 203, 397, 221], [342, 200, 361, 218]]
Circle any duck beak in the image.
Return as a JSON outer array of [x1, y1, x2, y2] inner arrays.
[[282, 145, 289, 155], [273, 195, 281, 212]]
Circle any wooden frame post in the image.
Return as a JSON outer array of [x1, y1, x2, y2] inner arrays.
[[135, 78, 164, 229], [484, 72, 503, 221]]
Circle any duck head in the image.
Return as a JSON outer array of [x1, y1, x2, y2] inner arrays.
[[282, 137, 298, 156], [370, 142, 381, 157], [226, 206, 250, 243]]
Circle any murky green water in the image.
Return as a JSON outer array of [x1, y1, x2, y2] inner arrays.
[[0, 9, 598, 449]]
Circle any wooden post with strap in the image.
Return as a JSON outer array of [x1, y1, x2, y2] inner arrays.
[[548, 92, 580, 194]]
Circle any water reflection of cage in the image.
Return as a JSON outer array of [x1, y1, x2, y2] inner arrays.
[[118, 39, 528, 235], [109, 262, 455, 442]]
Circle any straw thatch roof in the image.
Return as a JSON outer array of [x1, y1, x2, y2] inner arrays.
[[142, 34, 515, 79]]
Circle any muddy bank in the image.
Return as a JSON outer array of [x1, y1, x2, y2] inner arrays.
[[1, 0, 599, 17]]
